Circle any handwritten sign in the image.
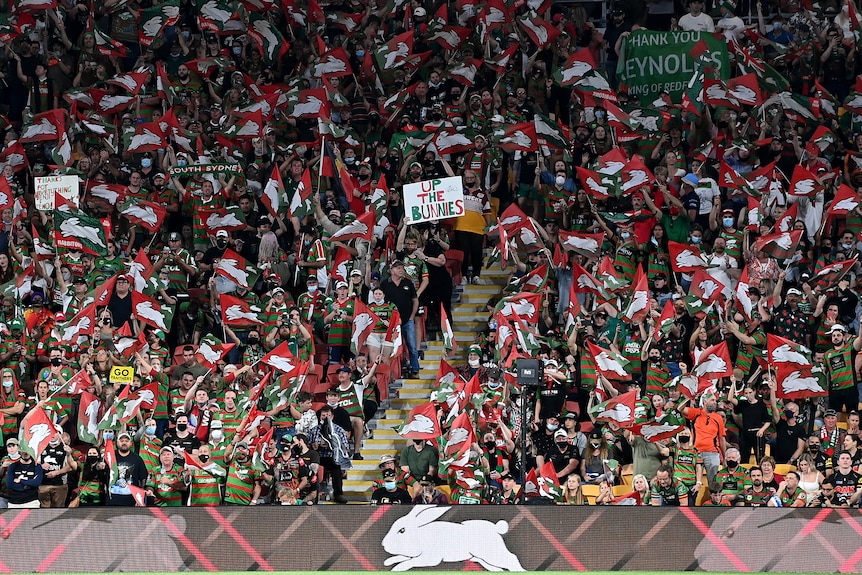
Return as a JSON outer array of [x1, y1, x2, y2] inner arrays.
[[403, 176, 465, 224], [109, 366, 135, 385], [34, 176, 80, 211]]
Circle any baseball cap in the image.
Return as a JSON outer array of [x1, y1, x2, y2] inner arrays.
[[216, 230, 229, 238], [160, 445, 174, 454], [169, 232, 182, 241], [500, 471, 514, 480], [335, 281, 349, 289], [5, 438, 19, 446], [350, 268, 363, 276], [468, 344, 482, 355], [337, 365, 352, 373], [828, 324, 847, 334], [306, 276, 318, 284], [236, 441, 249, 449], [418, 474, 435, 485], [824, 408, 838, 418], [154, 172, 166, 180], [786, 288, 802, 296], [118, 432, 132, 440], [390, 260, 405, 268], [210, 420, 224, 429], [413, 6, 426, 17], [490, 114, 505, 123], [682, 173, 699, 187], [554, 429, 568, 439], [565, 412, 577, 419], [272, 287, 285, 295]]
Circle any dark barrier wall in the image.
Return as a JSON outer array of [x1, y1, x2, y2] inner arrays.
[[1, 506, 860, 573]]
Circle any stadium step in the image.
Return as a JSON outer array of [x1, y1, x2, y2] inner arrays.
[[341, 269, 509, 502]]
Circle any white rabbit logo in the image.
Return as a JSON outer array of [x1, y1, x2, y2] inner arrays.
[[382, 506, 524, 572]]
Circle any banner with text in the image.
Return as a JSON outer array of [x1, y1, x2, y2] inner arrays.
[[34, 175, 80, 211], [403, 176, 465, 224], [617, 30, 730, 105]]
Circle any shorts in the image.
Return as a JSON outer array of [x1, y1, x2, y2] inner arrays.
[[517, 183, 540, 201], [366, 332, 385, 349]]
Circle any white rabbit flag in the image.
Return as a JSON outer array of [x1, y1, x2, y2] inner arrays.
[[397, 402, 442, 440], [443, 411, 476, 468]]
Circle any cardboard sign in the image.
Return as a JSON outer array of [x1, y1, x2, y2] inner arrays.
[[403, 176, 465, 224], [109, 366, 135, 385], [34, 175, 80, 211]]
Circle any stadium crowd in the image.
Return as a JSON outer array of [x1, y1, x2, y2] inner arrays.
[[2, 0, 862, 508]]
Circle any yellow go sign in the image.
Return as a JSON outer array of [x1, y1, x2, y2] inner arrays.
[[109, 366, 135, 385]]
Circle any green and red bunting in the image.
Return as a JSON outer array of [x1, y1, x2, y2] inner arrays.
[[197, 0, 238, 33], [107, 70, 149, 95], [104, 437, 119, 493], [53, 209, 108, 256], [201, 205, 247, 233], [589, 389, 638, 427], [443, 410, 476, 467], [119, 199, 166, 232], [126, 122, 166, 154], [56, 303, 96, 345], [351, 300, 380, 355], [288, 88, 330, 119], [498, 122, 537, 153], [215, 248, 259, 289], [76, 391, 102, 445], [375, 30, 414, 71], [313, 47, 353, 77], [775, 365, 827, 400], [196, 333, 235, 369], [518, 16, 559, 48], [554, 49, 596, 86], [397, 402, 442, 440], [587, 341, 632, 381], [829, 184, 861, 217], [18, 406, 61, 459], [767, 333, 812, 368], [752, 229, 803, 260], [692, 341, 733, 379], [19, 109, 64, 143], [219, 293, 264, 326], [622, 268, 650, 324], [261, 165, 288, 217], [437, 302, 455, 356], [668, 241, 708, 273], [247, 13, 289, 64], [558, 230, 603, 258], [261, 340, 301, 375], [138, 0, 181, 47], [494, 291, 542, 324], [786, 164, 824, 198], [533, 113, 569, 150], [329, 210, 375, 243], [132, 291, 174, 332]]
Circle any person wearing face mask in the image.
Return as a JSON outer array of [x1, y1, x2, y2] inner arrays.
[[200, 230, 232, 274], [682, 393, 728, 484], [542, 429, 580, 484], [371, 468, 412, 504], [134, 416, 163, 476], [74, 446, 108, 506], [5, 447, 43, 508], [223, 440, 264, 505], [641, 182, 691, 244], [0, 368, 26, 445], [183, 444, 226, 506], [710, 207, 744, 263], [530, 415, 563, 470], [535, 155, 576, 225], [37, 431, 77, 508], [714, 447, 746, 504], [164, 414, 203, 456], [671, 430, 704, 506], [458, 345, 487, 382]]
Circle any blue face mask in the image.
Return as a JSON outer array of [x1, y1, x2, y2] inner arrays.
[[355, 50, 365, 58], [141, 158, 152, 168], [145, 426, 156, 436], [620, 232, 630, 240], [722, 217, 734, 227], [384, 481, 396, 490], [691, 236, 702, 244], [104, 431, 114, 441], [177, 159, 187, 167]]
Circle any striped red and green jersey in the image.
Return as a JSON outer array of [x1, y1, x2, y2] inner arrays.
[[78, 479, 103, 504], [37, 366, 74, 419], [188, 465, 226, 506], [402, 255, 428, 291], [779, 485, 807, 506], [540, 184, 567, 225], [148, 347, 172, 370], [146, 372, 170, 419], [620, 336, 644, 379], [735, 329, 766, 375], [672, 447, 703, 487], [224, 461, 261, 505], [170, 388, 187, 414], [264, 302, 291, 332], [716, 467, 746, 496], [719, 228, 744, 261], [140, 434, 162, 476], [216, 411, 244, 442], [634, 398, 652, 424], [163, 248, 197, 291], [825, 343, 856, 390], [645, 363, 670, 397], [297, 291, 330, 325], [208, 441, 230, 468], [335, 383, 363, 418], [613, 244, 639, 286], [580, 353, 598, 397], [148, 466, 184, 506], [369, 302, 397, 333], [327, 298, 355, 347]]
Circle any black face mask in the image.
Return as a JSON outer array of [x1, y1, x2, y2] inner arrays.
[[485, 441, 495, 450], [216, 240, 228, 249], [291, 446, 302, 456], [176, 423, 188, 432], [198, 454, 210, 463], [727, 460, 739, 470], [678, 436, 690, 444], [247, 337, 259, 345], [821, 245, 832, 254], [87, 455, 100, 464]]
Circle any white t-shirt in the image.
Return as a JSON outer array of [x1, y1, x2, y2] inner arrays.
[[694, 178, 720, 216], [679, 12, 716, 32], [715, 15, 746, 39]]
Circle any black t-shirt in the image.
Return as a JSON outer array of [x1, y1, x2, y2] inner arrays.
[[531, 429, 556, 459], [734, 400, 770, 430], [108, 291, 134, 331], [832, 469, 862, 505], [381, 277, 417, 321], [371, 486, 412, 504], [544, 443, 579, 474], [773, 420, 804, 463], [163, 432, 202, 454], [40, 444, 69, 486], [538, 380, 566, 420], [422, 239, 450, 288]]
